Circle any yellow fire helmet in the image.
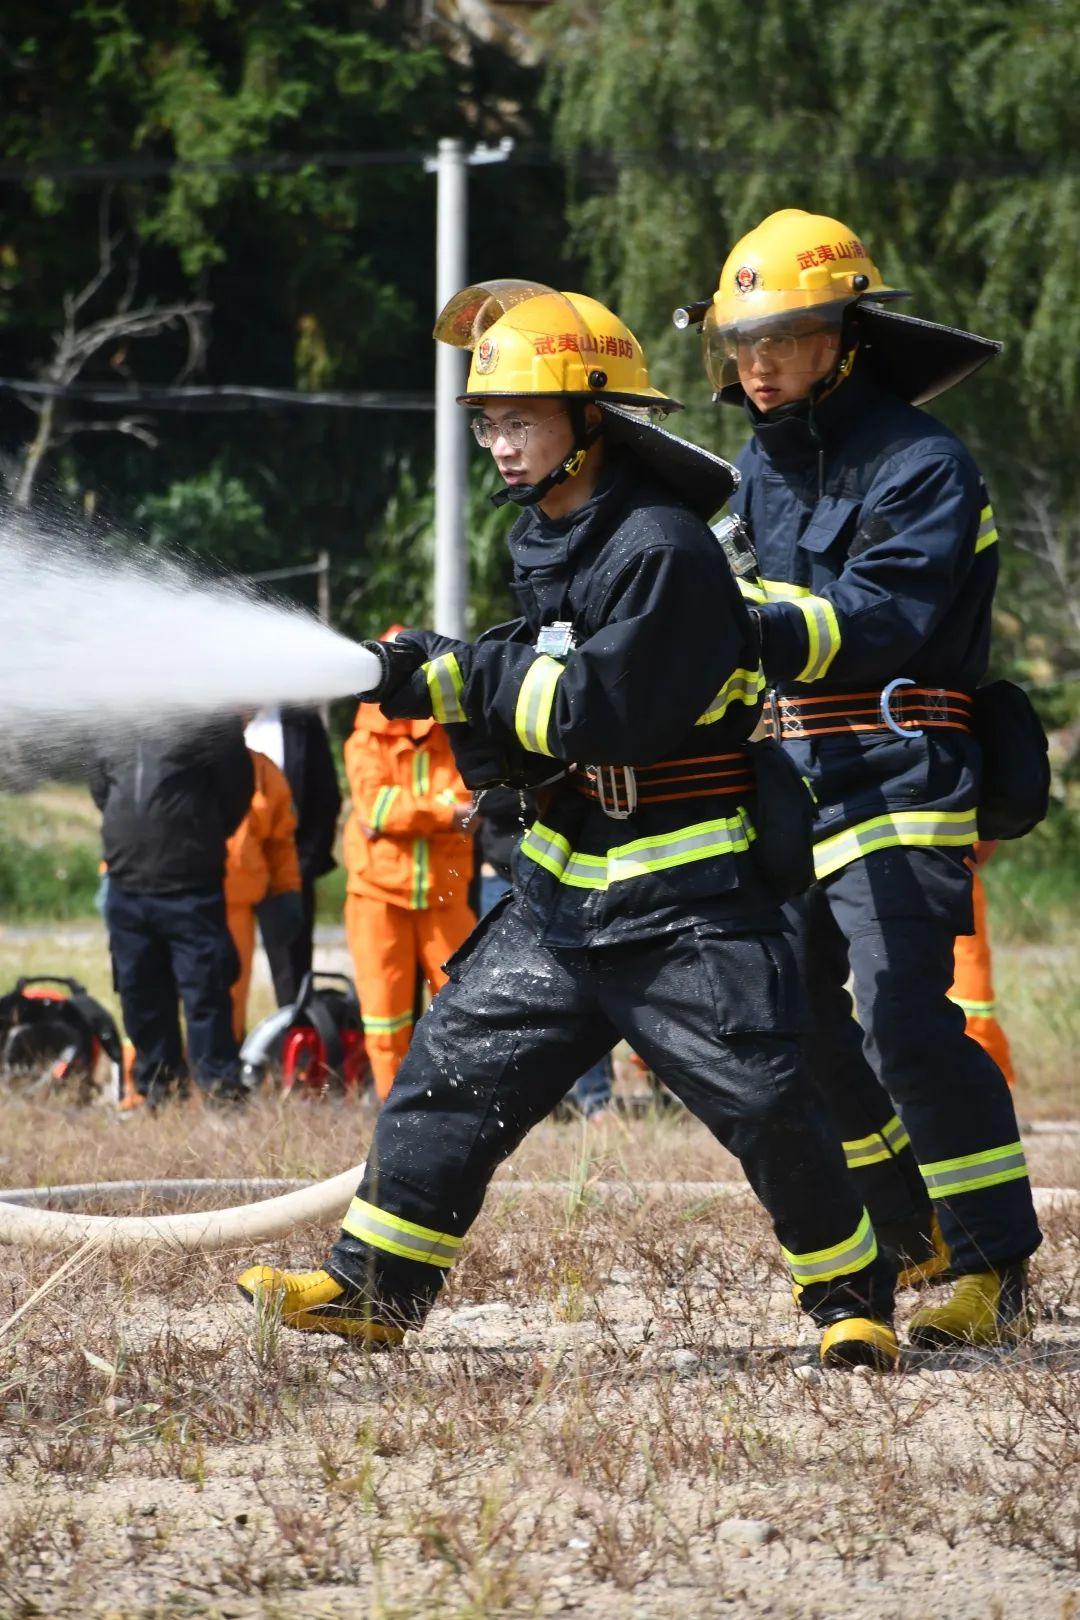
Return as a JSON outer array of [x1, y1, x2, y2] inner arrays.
[[435, 280, 738, 517], [701, 209, 906, 395], [434, 280, 678, 409], [675, 209, 1000, 408]]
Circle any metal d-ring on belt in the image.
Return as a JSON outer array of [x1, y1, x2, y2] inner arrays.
[[764, 683, 974, 742], [578, 753, 756, 821]]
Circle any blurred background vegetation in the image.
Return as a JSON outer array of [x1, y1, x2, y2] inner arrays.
[[1, 0, 1079, 943]]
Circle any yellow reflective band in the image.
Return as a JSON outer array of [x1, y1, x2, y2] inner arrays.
[[342, 1197, 463, 1268], [695, 665, 766, 726], [371, 785, 400, 832], [949, 994, 996, 1018], [881, 1114, 910, 1153], [411, 838, 429, 910], [813, 809, 978, 881], [843, 1133, 893, 1170], [975, 503, 999, 555], [424, 654, 466, 723], [412, 750, 430, 796], [520, 813, 755, 891], [737, 578, 767, 604], [792, 594, 842, 682], [761, 579, 812, 600], [361, 1009, 414, 1035], [921, 1140, 1029, 1200], [515, 655, 564, 757], [782, 1208, 877, 1286]]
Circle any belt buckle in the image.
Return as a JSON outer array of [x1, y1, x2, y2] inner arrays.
[[593, 765, 637, 820], [925, 688, 949, 723], [880, 677, 923, 739], [776, 691, 804, 739]]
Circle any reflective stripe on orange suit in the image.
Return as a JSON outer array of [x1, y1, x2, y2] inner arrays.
[[950, 867, 1016, 1088], [343, 706, 475, 1100], [225, 750, 302, 1041]]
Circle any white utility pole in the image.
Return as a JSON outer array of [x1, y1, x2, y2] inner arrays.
[[427, 137, 514, 639]]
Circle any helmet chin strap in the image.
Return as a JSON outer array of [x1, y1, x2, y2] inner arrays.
[[490, 401, 603, 510]]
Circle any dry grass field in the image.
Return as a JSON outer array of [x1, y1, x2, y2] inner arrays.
[[0, 1088, 1077, 1620]]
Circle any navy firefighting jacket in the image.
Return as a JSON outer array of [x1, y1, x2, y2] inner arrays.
[[729, 365, 996, 880], [382, 455, 772, 948]]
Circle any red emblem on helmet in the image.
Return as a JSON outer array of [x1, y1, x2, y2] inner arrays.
[[734, 265, 758, 295], [475, 336, 499, 375]]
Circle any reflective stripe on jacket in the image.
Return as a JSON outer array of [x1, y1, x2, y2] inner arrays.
[[343, 709, 474, 911], [730, 367, 990, 879]]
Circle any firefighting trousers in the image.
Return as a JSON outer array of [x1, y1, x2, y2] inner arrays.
[[784, 847, 1040, 1274], [345, 892, 476, 1101], [949, 871, 1016, 1088], [329, 895, 895, 1329]]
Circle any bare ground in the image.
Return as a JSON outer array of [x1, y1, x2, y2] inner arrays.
[[0, 1098, 1078, 1620]]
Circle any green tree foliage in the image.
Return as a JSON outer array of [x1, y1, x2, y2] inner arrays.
[[542, 0, 1080, 711]]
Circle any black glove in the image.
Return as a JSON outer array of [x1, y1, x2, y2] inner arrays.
[[445, 723, 511, 791], [256, 890, 304, 950]]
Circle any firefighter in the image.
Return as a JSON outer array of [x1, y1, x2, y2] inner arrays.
[[949, 844, 1016, 1088], [342, 667, 476, 1101], [224, 749, 303, 1041], [683, 209, 1040, 1346], [239, 282, 897, 1369]]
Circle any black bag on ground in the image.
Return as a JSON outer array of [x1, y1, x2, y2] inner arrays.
[[746, 738, 817, 900], [972, 681, 1050, 841]]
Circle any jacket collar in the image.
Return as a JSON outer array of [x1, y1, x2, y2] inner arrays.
[[507, 453, 634, 575], [745, 361, 885, 470]]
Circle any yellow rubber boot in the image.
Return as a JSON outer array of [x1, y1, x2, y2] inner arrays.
[[895, 1213, 951, 1291], [236, 1265, 405, 1346], [908, 1263, 1033, 1349], [819, 1317, 900, 1371]]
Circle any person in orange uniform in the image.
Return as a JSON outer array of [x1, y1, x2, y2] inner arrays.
[[949, 842, 1017, 1088], [343, 656, 475, 1101], [225, 750, 303, 1041]]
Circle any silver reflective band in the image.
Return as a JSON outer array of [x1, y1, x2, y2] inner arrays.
[[782, 1209, 878, 1286], [423, 655, 466, 724]]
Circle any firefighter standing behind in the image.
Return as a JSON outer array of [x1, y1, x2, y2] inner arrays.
[[224, 748, 303, 1042], [342, 666, 475, 1102], [240, 282, 898, 1369], [688, 210, 1041, 1346]]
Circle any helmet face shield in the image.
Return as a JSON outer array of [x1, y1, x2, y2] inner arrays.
[[432, 280, 560, 348], [702, 301, 849, 393]]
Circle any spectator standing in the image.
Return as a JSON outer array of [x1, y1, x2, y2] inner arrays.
[[89, 719, 253, 1105], [343, 687, 475, 1101], [224, 749, 303, 1041], [245, 706, 341, 1005]]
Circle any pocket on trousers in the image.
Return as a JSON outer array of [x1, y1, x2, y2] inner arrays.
[[695, 928, 804, 1036]]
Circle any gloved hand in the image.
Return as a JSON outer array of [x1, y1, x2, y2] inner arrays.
[[377, 631, 475, 721], [357, 637, 429, 703], [256, 889, 304, 950], [445, 723, 510, 791]]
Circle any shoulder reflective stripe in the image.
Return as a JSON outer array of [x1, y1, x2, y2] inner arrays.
[[841, 1115, 910, 1171], [781, 1208, 877, 1286], [423, 654, 466, 723], [948, 994, 996, 1018], [920, 1140, 1028, 1200], [361, 1009, 415, 1035], [515, 655, 564, 757], [737, 578, 767, 604], [813, 809, 978, 881], [342, 1197, 462, 1267], [695, 666, 766, 726], [791, 595, 842, 682], [520, 813, 755, 890], [975, 503, 999, 555], [370, 785, 400, 832], [411, 838, 429, 909]]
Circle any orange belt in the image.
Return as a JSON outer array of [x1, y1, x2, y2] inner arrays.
[[576, 752, 754, 809], [764, 685, 973, 741]]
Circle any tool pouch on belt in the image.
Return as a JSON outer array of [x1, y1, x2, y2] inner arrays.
[[745, 739, 816, 900], [972, 681, 1050, 840]]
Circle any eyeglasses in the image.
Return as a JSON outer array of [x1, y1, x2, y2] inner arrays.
[[724, 326, 834, 362], [471, 412, 568, 449]]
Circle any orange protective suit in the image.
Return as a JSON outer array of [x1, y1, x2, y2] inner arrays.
[[343, 705, 475, 1100], [225, 750, 302, 1040], [949, 855, 1017, 1088]]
